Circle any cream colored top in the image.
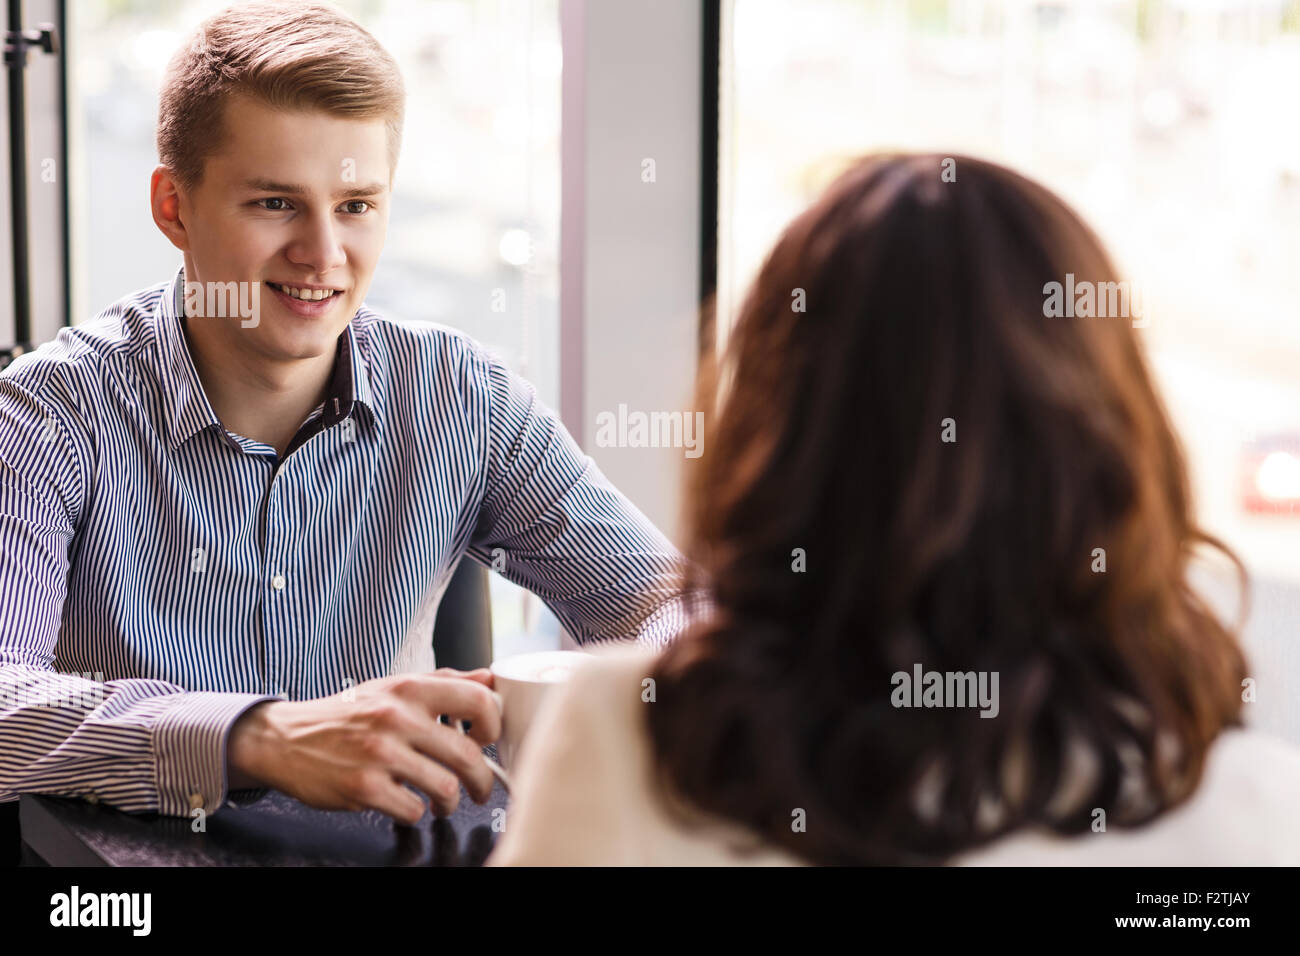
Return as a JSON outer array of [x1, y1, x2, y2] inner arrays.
[[487, 644, 1300, 866]]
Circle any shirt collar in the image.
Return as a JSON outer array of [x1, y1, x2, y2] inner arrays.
[[154, 265, 379, 449]]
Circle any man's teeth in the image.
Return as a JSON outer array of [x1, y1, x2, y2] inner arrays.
[[271, 283, 337, 301]]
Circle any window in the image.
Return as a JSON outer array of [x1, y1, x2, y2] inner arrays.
[[719, 0, 1300, 588]]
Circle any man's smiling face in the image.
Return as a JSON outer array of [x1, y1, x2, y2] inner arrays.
[[176, 92, 391, 364]]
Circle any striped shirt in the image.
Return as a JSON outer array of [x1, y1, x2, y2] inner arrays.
[[0, 265, 693, 818]]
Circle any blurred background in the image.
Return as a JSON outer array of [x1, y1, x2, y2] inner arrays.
[[714, 0, 1300, 745], [0, 0, 1296, 730], [719, 0, 1300, 586]]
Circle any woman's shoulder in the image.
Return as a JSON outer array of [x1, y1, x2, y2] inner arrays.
[[952, 728, 1300, 866], [570, 641, 662, 691], [489, 641, 807, 865]]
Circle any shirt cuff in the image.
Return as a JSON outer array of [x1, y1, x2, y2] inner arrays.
[[152, 692, 281, 818]]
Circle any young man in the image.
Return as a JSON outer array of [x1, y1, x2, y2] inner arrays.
[[0, 2, 694, 832]]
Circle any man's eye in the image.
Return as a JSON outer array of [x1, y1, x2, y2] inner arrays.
[[253, 198, 371, 214]]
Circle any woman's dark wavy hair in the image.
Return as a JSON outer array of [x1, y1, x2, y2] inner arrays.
[[645, 152, 1249, 866]]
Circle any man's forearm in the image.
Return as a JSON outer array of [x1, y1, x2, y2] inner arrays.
[[226, 700, 278, 790], [469, 344, 704, 648], [631, 587, 714, 648]]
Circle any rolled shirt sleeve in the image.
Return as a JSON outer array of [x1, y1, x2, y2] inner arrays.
[[465, 348, 701, 649], [0, 376, 277, 817]]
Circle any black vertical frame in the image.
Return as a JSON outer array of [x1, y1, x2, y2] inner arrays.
[[1, 0, 70, 366], [56, 0, 68, 329], [698, 0, 719, 359], [6, 0, 32, 350]]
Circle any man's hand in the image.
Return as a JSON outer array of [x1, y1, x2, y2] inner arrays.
[[227, 668, 501, 824]]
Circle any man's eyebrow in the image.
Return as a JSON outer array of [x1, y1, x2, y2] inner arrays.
[[240, 177, 389, 199]]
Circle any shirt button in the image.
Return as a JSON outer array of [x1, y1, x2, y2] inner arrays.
[[189, 791, 205, 811], [271, 573, 286, 591]]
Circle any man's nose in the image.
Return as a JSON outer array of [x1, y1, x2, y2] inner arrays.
[[286, 212, 347, 273]]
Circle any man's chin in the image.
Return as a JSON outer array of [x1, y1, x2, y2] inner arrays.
[[248, 320, 346, 363]]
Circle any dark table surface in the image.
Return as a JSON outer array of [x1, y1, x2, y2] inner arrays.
[[18, 747, 509, 867]]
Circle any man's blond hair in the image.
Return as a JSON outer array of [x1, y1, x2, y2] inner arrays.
[[157, 1, 405, 192]]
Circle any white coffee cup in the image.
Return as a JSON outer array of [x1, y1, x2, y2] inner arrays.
[[489, 650, 590, 772]]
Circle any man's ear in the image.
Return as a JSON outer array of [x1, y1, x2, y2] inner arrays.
[[150, 165, 189, 252]]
